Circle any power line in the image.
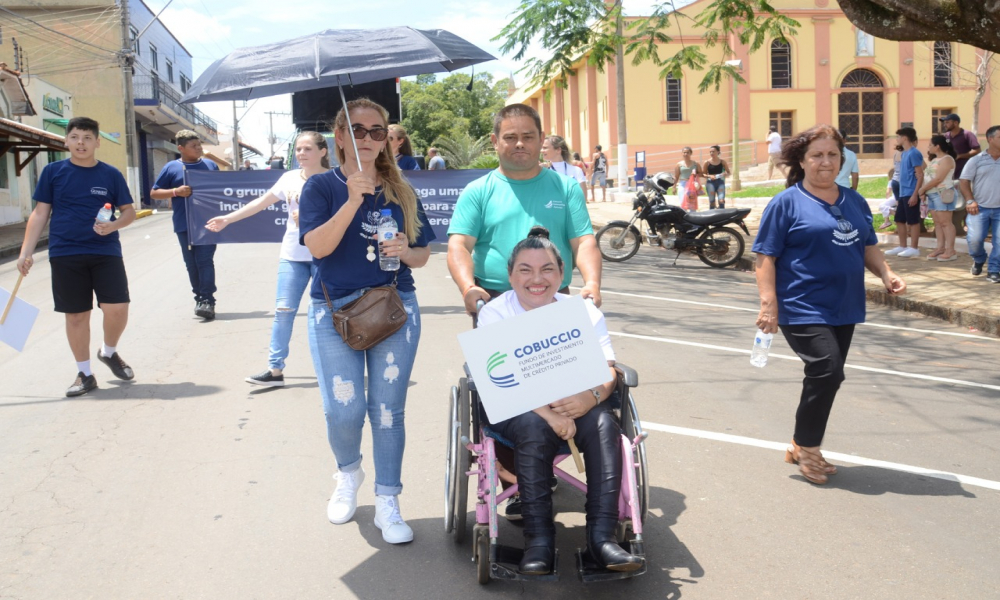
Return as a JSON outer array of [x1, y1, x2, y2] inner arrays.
[[0, 6, 119, 54]]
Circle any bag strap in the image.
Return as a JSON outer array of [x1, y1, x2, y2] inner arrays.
[[322, 273, 399, 310]]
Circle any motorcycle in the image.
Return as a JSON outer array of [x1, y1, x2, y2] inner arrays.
[[595, 172, 752, 268]]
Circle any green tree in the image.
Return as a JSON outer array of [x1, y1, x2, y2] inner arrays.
[[400, 72, 510, 161], [494, 0, 797, 187], [433, 132, 493, 168]]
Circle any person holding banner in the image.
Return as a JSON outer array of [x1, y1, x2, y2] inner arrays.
[[16, 117, 136, 397], [150, 130, 220, 321], [477, 227, 643, 575], [299, 98, 435, 545], [387, 124, 420, 171], [204, 132, 330, 387]]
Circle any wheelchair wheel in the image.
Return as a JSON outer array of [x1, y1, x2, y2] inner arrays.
[[621, 391, 649, 525], [475, 527, 491, 585], [452, 378, 472, 544], [444, 385, 460, 533]]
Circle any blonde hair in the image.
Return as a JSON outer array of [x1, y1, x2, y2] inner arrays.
[[334, 98, 422, 241], [388, 124, 414, 157]]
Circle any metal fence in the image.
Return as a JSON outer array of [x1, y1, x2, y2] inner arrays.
[[609, 140, 758, 178], [133, 74, 219, 139]]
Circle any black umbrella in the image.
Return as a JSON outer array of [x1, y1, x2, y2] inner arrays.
[[180, 27, 494, 169]]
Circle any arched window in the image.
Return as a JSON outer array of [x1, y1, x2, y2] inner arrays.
[[934, 41, 953, 87], [840, 68, 882, 88], [665, 74, 682, 121], [770, 40, 792, 89]]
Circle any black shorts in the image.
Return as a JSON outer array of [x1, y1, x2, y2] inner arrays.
[[50, 254, 130, 313], [894, 193, 923, 225]]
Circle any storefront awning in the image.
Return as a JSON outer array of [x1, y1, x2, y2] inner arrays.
[[0, 117, 67, 177], [43, 119, 121, 144]]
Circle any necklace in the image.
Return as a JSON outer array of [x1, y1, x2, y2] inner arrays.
[[299, 170, 307, 181], [364, 193, 378, 263]]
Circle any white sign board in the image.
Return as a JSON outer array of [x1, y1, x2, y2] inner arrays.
[[458, 296, 611, 423], [0, 286, 39, 352]]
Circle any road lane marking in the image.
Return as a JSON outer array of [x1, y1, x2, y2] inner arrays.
[[608, 330, 1000, 392], [585, 287, 995, 341], [640, 421, 1000, 492], [609, 268, 756, 286]]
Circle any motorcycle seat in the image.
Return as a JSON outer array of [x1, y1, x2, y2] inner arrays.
[[683, 208, 751, 225]]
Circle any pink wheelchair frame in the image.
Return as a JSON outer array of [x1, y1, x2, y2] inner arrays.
[[444, 363, 649, 584]]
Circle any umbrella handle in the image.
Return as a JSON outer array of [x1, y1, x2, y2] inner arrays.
[[1, 273, 24, 326], [337, 81, 364, 173]]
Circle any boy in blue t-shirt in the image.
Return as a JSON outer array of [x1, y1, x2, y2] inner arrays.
[[17, 117, 137, 397], [150, 130, 220, 320]]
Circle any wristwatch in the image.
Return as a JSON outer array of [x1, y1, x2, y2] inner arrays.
[[590, 388, 602, 405]]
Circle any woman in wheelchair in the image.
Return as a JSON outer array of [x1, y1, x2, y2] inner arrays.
[[476, 226, 644, 575]]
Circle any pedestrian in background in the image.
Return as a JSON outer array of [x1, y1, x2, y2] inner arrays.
[[702, 145, 731, 209], [958, 124, 1000, 283], [766, 125, 786, 181], [835, 131, 859, 190], [150, 130, 221, 320], [879, 145, 903, 230], [268, 156, 285, 170], [387, 124, 420, 170], [674, 147, 702, 210], [427, 147, 446, 170], [541, 135, 587, 196], [205, 132, 331, 387], [589, 145, 608, 202], [917, 135, 958, 261], [753, 125, 905, 485], [300, 98, 435, 544], [16, 117, 137, 397], [884, 127, 925, 259], [943, 113, 983, 236]]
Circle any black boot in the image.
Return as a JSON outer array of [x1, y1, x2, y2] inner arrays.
[[587, 522, 644, 572], [519, 535, 555, 575]]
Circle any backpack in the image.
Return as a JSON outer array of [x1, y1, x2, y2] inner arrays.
[[595, 153, 607, 171]]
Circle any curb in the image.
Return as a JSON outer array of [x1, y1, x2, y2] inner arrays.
[[0, 237, 46, 260]]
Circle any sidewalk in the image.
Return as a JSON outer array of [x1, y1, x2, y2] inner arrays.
[[0, 220, 47, 260], [587, 196, 1000, 337]]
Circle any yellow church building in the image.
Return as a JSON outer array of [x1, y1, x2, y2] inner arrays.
[[508, 0, 996, 177]]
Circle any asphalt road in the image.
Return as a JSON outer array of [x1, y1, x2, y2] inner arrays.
[[1, 215, 998, 599]]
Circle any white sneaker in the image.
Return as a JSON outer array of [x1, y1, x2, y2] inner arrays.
[[884, 246, 907, 256], [374, 495, 414, 544], [327, 467, 365, 524], [898, 247, 921, 258]]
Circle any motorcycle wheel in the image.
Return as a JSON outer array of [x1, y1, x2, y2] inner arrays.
[[696, 226, 745, 268], [596, 223, 641, 262]]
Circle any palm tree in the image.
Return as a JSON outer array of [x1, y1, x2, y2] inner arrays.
[[433, 132, 492, 168]]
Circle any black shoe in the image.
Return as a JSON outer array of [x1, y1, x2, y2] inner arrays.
[[194, 300, 203, 316], [972, 262, 985, 276], [196, 302, 215, 320], [988, 272, 1000, 283], [66, 372, 98, 397], [518, 536, 555, 575], [587, 521, 644, 572], [504, 495, 523, 521], [550, 476, 558, 492], [246, 370, 285, 387], [97, 350, 134, 380]]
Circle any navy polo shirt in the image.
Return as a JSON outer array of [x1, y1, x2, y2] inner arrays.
[[33, 159, 133, 258], [299, 168, 436, 300], [152, 158, 219, 233], [752, 183, 878, 326]]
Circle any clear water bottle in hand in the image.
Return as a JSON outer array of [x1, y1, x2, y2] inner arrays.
[[95, 203, 113, 230], [376, 209, 400, 272], [750, 329, 774, 368]]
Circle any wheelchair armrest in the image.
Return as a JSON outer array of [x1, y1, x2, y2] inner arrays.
[[614, 363, 639, 388]]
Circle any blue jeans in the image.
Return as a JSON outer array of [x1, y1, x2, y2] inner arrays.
[[307, 289, 421, 496], [967, 206, 1000, 272], [176, 233, 217, 304], [268, 259, 315, 371], [705, 179, 726, 208]]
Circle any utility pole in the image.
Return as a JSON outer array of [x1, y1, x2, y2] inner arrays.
[[118, 0, 142, 208], [232, 101, 240, 170], [264, 110, 291, 158]]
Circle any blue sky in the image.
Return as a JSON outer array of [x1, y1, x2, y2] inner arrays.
[[153, 0, 669, 160]]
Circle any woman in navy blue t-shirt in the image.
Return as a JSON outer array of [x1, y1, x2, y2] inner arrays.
[[752, 125, 906, 485], [388, 124, 420, 171], [299, 99, 435, 545]]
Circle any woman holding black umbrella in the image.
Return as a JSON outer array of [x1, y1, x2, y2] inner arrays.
[[753, 125, 905, 485], [300, 98, 435, 544]]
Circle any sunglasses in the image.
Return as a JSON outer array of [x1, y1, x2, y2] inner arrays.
[[829, 205, 851, 227], [350, 124, 388, 142]]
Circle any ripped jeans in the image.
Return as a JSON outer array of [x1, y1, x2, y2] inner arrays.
[[307, 289, 420, 496], [268, 259, 315, 371]]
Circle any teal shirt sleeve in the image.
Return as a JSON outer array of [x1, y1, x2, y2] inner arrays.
[[565, 178, 593, 239], [447, 178, 483, 238]]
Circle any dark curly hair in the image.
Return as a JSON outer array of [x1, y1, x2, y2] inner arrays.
[[928, 135, 957, 159], [507, 226, 564, 274], [780, 124, 845, 188]]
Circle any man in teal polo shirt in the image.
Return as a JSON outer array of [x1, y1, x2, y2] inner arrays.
[[447, 103, 602, 314]]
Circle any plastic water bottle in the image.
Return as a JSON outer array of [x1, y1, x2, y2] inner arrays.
[[750, 329, 773, 368], [376, 209, 399, 271], [95, 203, 113, 226]]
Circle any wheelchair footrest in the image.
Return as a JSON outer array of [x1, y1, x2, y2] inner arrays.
[[489, 544, 560, 582], [575, 541, 647, 583]]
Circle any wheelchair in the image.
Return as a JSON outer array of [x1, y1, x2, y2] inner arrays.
[[444, 359, 650, 584]]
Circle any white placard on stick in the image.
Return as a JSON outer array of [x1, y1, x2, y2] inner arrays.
[[457, 296, 611, 423], [0, 284, 39, 352]]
